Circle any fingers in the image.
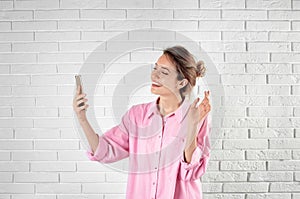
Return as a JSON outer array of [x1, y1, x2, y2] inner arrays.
[[76, 93, 86, 101], [75, 103, 89, 113], [79, 103, 89, 110], [193, 91, 210, 109], [73, 93, 86, 104], [75, 93, 88, 107], [198, 91, 211, 111], [73, 90, 89, 110], [205, 90, 209, 98], [204, 90, 210, 100], [203, 103, 211, 111], [200, 91, 210, 105], [76, 98, 88, 106], [73, 97, 89, 113]]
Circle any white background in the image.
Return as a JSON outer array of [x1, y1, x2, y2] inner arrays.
[[0, 0, 300, 198]]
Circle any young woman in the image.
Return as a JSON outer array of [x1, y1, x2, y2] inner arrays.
[[73, 45, 211, 199]]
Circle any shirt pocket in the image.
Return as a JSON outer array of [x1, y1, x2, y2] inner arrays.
[[164, 134, 184, 144]]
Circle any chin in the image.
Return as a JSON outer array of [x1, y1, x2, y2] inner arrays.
[[150, 88, 158, 95], [151, 88, 165, 96]]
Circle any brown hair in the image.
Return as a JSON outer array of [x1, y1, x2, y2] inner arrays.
[[163, 45, 206, 97]]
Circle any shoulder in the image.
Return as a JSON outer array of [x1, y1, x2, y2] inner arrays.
[[128, 101, 153, 116], [126, 101, 154, 122]]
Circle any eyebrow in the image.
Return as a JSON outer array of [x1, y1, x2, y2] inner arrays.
[[155, 63, 170, 72]]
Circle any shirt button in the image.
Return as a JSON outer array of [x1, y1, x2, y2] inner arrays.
[[155, 167, 157, 169], [153, 182, 155, 185], [158, 135, 161, 138]]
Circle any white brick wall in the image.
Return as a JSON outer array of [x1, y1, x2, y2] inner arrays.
[[0, 0, 299, 198]]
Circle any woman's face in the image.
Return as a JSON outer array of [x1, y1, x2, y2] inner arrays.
[[150, 54, 187, 98]]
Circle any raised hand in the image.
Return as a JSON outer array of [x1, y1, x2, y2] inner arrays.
[[72, 84, 89, 122], [188, 91, 211, 125], [184, 91, 211, 150]]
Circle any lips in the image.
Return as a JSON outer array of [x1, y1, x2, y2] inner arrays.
[[152, 82, 162, 87]]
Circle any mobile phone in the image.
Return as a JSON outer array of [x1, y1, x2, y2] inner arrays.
[[75, 75, 85, 109]]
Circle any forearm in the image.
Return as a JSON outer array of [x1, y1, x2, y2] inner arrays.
[[184, 123, 199, 163], [79, 119, 99, 153]]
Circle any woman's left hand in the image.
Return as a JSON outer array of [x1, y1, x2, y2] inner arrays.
[[184, 90, 211, 151], [187, 91, 211, 126]]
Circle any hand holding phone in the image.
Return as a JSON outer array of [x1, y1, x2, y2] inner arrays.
[[73, 75, 89, 116], [75, 75, 85, 109]]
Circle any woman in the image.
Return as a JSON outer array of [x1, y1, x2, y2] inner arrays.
[[73, 45, 211, 199]]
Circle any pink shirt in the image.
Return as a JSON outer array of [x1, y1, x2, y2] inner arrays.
[[86, 96, 211, 199]]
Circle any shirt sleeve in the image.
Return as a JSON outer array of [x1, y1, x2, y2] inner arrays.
[[85, 107, 132, 163], [178, 114, 212, 181]]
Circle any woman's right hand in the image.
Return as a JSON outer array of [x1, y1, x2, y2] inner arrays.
[[73, 85, 89, 122]]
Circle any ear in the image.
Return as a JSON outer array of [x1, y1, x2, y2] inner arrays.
[[177, 79, 189, 89]]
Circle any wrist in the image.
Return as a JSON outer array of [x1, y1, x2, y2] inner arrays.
[[78, 117, 88, 123], [185, 138, 197, 151], [197, 117, 205, 128]]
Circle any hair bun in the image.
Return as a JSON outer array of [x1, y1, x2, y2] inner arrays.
[[196, 60, 206, 77]]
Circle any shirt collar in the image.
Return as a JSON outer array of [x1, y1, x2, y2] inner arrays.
[[146, 96, 190, 123]]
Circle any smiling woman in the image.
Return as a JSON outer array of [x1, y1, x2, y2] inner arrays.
[[150, 46, 207, 117], [73, 45, 212, 199]]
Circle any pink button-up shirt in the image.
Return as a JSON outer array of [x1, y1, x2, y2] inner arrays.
[[86, 96, 211, 199]]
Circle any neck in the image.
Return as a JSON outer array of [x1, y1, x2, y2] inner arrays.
[[157, 94, 184, 116]]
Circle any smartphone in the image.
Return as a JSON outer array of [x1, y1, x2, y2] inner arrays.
[[75, 75, 85, 109]]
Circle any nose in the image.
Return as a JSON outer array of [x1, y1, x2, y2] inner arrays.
[[151, 68, 161, 80]]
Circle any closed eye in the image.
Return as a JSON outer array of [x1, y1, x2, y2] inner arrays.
[[152, 67, 169, 75]]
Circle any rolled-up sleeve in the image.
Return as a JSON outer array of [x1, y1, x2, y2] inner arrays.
[[178, 114, 212, 181], [86, 107, 132, 163]]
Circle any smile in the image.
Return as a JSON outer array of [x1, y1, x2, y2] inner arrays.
[[152, 82, 162, 87]]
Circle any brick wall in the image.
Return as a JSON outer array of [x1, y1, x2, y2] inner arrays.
[[0, 0, 299, 198]]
